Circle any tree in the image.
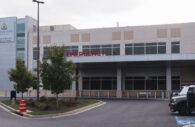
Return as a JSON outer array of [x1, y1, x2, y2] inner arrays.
[[8, 60, 34, 98], [40, 47, 76, 108]]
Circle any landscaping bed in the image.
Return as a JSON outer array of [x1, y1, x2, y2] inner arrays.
[[0, 97, 98, 116]]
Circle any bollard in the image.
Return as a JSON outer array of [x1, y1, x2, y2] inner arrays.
[[19, 99, 27, 113]]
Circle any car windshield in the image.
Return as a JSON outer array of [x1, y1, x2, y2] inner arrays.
[[179, 86, 189, 95]]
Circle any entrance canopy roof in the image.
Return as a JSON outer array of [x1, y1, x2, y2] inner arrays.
[[67, 54, 195, 63]]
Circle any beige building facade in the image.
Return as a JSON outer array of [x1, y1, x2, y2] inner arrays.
[[28, 22, 195, 99]]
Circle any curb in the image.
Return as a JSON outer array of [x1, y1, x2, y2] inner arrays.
[[0, 100, 106, 119], [0, 102, 24, 116]]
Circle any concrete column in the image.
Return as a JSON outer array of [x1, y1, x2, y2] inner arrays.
[[166, 62, 172, 91], [71, 81, 76, 97], [120, 43, 125, 56], [78, 70, 83, 91], [78, 44, 82, 52], [117, 64, 122, 98]]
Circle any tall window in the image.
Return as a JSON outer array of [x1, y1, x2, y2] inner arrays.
[[146, 76, 157, 90], [113, 44, 120, 55], [158, 76, 166, 90], [43, 47, 50, 60], [125, 44, 133, 55], [171, 41, 180, 53], [33, 48, 38, 60], [158, 42, 166, 54], [172, 76, 180, 90]]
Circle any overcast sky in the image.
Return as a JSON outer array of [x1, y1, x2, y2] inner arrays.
[[1, 0, 195, 29]]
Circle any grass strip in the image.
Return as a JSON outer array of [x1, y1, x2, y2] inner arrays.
[[28, 100, 98, 116], [1, 99, 98, 116], [1, 100, 19, 110]]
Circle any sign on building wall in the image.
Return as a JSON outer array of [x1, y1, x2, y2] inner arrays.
[[0, 17, 16, 43]]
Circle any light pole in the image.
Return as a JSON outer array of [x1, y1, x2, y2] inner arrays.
[[33, 0, 44, 101]]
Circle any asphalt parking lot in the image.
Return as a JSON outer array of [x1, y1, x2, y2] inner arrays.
[[0, 100, 182, 127]]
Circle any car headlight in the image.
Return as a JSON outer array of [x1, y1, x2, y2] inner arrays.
[[171, 99, 176, 103]]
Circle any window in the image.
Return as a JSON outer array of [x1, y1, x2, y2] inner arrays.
[[172, 76, 180, 90], [83, 46, 90, 53], [102, 79, 112, 90], [125, 44, 133, 55], [82, 77, 117, 90], [17, 38, 25, 44], [158, 76, 166, 90], [17, 48, 25, 51], [72, 46, 79, 52], [64, 46, 78, 53], [113, 44, 120, 55], [158, 42, 166, 54], [91, 45, 101, 53], [16, 51, 25, 61], [43, 47, 50, 60], [125, 79, 133, 90], [146, 76, 157, 90], [125, 76, 166, 90], [17, 33, 25, 37], [33, 48, 38, 60], [83, 78, 90, 90], [134, 79, 145, 90], [102, 45, 112, 56], [125, 42, 166, 55], [16, 38, 25, 49], [171, 41, 180, 53], [17, 23, 25, 33], [146, 43, 157, 54], [134, 43, 145, 55], [82, 44, 120, 56]]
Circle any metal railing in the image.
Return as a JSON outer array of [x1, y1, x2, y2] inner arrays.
[[122, 90, 171, 99], [0, 90, 172, 99], [77, 90, 172, 99]]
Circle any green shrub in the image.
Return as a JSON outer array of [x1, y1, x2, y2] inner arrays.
[[47, 98, 56, 103], [39, 96, 47, 102], [27, 99, 35, 107], [38, 103, 49, 111], [61, 98, 77, 107]]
